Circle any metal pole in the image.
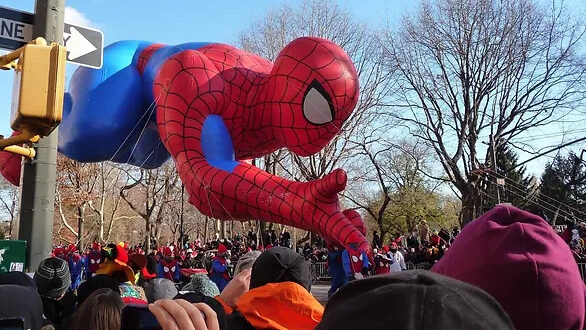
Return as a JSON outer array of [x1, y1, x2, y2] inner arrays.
[[17, 0, 64, 272], [491, 135, 501, 204]]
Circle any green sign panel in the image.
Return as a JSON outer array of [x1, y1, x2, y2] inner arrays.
[[0, 240, 27, 273]]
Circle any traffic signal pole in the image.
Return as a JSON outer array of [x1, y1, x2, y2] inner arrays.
[[17, 0, 64, 271]]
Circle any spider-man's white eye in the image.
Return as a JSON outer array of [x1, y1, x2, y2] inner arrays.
[[302, 79, 335, 125]]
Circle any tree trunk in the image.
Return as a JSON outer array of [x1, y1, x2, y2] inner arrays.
[[203, 216, 209, 242], [145, 218, 151, 249], [77, 205, 85, 251], [460, 185, 482, 226]]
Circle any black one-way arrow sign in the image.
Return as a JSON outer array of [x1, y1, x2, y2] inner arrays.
[[0, 6, 103, 69]]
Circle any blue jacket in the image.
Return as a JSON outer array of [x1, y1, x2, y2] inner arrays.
[[209, 257, 229, 292], [68, 257, 84, 290], [328, 250, 345, 277]]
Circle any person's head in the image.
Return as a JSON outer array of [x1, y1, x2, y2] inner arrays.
[[34, 257, 71, 299], [180, 274, 219, 298], [0, 271, 36, 288], [162, 246, 174, 261], [251, 246, 311, 292], [234, 250, 261, 275], [217, 243, 228, 257], [317, 270, 514, 330], [77, 274, 120, 306], [144, 278, 178, 303], [71, 288, 123, 330], [432, 205, 585, 330], [390, 242, 398, 253], [0, 284, 43, 330]]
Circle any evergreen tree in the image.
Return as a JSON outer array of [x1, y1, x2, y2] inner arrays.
[[482, 143, 536, 212], [538, 152, 586, 224]]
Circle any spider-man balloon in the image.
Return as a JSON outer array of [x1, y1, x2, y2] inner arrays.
[[0, 37, 370, 260]]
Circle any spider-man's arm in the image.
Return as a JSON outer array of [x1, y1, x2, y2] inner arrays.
[[154, 50, 370, 261]]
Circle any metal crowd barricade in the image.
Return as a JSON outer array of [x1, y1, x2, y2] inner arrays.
[[311, 261, 331, 282]]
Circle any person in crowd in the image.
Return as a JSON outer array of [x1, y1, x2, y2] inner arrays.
[[327, 244, 345, 297], [373, 247, 392, 275], [372, 230, 381, 249], [70, 288, 123, 330], [419, 220, 430, 242], [178, 246, 323, 329], [432, 205, 585, 330], [233, 250, 261, 276], [341, 247, 369, 281], [316, 270, 515, 330], [85, 242, 102, 280], [181, 248, 197, 268], [181, 272, 220, 297], [157, 246, 180, 282], [146, 247, 159, 275], [388, 242, 406, 272], [209, 243, 231, 292], [0, 284, 44, 330], [67, 248, 84, 291], [144, 278, 179, 303], [429, 230, 441, 246], [194, 247, 212, 272], [34, 257, 76, 330], [77, 274, 120, 306], [407, 229, 420, 252]]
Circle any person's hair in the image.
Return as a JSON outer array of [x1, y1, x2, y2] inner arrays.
[[71, 288, 123, 330]]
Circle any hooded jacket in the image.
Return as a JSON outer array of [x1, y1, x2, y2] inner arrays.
[[233, 281, 323, 330], [432, 205, 586, 330]]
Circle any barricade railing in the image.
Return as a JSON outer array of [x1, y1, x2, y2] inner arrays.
[[311, 261, 330, 281]]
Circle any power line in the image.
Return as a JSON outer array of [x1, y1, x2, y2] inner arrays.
[[508, 136, 586, 173], [484, 169, 586, 218], [483, 178, 582, 221]]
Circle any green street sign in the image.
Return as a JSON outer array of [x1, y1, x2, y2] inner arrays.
[[0, 240, 27, 272]]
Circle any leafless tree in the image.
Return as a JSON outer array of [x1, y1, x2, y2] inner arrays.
[[345, 130, 446, 240], [55, 156, 102, 247], [382, 0, 586, 223], [0, 179, 18, 237], [119, 162, 181, 248]]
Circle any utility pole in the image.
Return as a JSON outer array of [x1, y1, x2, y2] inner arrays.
[[17, 0, 64, 271], [490, 135, 501, 204]]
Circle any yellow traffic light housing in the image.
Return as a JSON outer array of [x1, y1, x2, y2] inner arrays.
[[10, 38, 66, 136], [0, 37, 66, 158]]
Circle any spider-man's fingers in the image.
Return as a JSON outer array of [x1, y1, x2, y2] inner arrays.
[[342, 209, 366, 236], [311, 169, 347, 199]]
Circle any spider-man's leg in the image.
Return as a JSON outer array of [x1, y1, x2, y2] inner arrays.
[[154, 50, 370, 256]]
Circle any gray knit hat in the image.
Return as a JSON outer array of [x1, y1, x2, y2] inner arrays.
[[144, 278, 178, 303], [34, 257, 71, 299], [181, 274, 220, 297], [234, 250, 261, 275]]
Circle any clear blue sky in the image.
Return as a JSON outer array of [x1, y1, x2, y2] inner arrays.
[[0, 0, 584, 179]]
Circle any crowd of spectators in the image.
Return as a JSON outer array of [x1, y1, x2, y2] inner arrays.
[[556, 222, 586, 262], [0, 206, 584, 329]]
